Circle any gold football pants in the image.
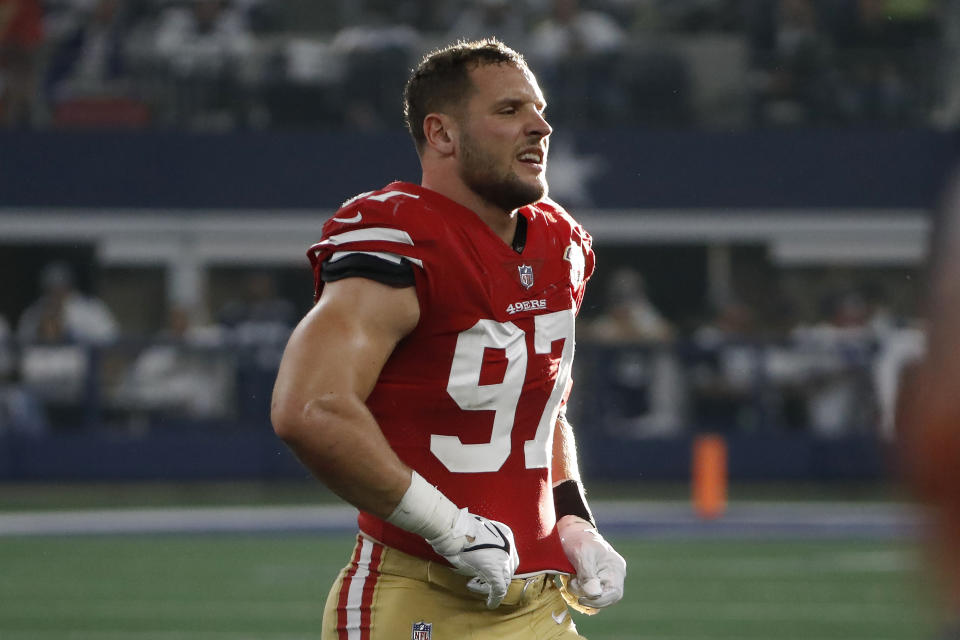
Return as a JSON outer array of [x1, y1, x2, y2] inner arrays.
[[322, 534, 586, 640]]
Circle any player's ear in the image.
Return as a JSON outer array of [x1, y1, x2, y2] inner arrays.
[[423, 113, 456, 156]]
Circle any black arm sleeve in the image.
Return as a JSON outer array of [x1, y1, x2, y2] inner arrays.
[[321, 253, 416, 288]]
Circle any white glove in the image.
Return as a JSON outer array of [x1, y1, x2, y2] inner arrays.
[[427, 508, 520, 609], [557, 515, 626, 608], [386, 471, 520, 609]]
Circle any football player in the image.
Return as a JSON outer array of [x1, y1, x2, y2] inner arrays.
[[271, 39, 626, 639]]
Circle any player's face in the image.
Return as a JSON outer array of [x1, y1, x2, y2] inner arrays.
[[456, 63, 552, 213]]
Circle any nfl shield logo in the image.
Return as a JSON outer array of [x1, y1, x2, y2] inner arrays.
[[518, 264, 535, 290], [412, 621, 432, 640]]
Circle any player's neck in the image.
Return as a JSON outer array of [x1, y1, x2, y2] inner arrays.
[[421, 177, 518, 246]]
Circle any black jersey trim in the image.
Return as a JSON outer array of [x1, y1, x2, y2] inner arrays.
[[321, 253, 416, 288], [512, 213, 527, 253]]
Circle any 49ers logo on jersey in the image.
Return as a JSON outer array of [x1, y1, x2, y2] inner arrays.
[[506, 299, 546, 315]]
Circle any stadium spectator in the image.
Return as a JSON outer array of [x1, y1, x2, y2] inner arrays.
[[153, 0, 256, 128], [329, 14, 420, 129], [114, 304, 233, 423], [0, 0, 43, 127], [17, 294, 89, 427], [14, 262, 117, 428], [528, 0, 625, 61], [218, 271, 295, 426], [16, 262, 119, 345], [445, 0, 527, 49], [584, 268, 674, 343], [828, 0, 939, 124], [528, 0, 627, 123], [787, 290, 878, 438], [747, 0, 839, 125], [873, 320, 924, 441], [44, 0, 132, 105], [155, 0, 254, 77], [0, 311, 47, 435], [217, 270, 295, 363], [690, 300, 762, 433], [583, 268, 686, 438]]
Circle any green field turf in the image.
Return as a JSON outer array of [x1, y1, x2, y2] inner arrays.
[[0, 533, 939, 640]]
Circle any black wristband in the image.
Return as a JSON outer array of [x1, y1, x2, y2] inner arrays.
[[553, 479, 595, 527]]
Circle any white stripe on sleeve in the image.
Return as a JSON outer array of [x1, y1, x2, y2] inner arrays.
[[329, 250, 424, 268], [320, 227, 415, 247]]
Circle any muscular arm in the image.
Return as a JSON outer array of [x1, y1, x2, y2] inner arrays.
[[270, 277, 420, 519], [552, 412, 583, 485], [272, 275, 521, 607]]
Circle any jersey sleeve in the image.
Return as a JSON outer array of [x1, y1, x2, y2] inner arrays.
[[321, 253, 416, 287], [533, 197, 594, 412], [534, 197, 596, 314], [307, 188, 426, 302]]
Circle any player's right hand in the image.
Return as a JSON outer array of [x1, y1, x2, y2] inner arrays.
[[426, 508, 520, 609]]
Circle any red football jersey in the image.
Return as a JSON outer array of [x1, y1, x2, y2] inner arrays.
[[308, 182, 595, 575]]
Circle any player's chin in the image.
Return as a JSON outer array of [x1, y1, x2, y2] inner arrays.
[[526, 176, 548, 202], [512, 164, 544, 186]]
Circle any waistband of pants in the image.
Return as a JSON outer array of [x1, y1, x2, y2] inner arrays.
[[361, 534, 556, 607]]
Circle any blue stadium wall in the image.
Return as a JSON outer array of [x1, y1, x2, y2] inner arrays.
[[1, 128, 957, 209], [0, 430, 889, 483]]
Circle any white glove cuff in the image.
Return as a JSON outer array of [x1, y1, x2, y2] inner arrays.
[[557, 514, 596, 539], [386, 470, 460, 541]]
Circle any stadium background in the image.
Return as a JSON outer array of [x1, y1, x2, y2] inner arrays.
[[0, 0, 958, 638]]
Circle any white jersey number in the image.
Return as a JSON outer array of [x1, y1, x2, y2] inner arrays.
[[431, 309, 575, 473]]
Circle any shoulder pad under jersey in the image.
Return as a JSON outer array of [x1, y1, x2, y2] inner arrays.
[[309, 185, 428, 271]]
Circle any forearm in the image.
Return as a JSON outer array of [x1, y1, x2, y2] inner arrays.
[[551, 413, 596, 525], [552, 412, 582, 484], [271, 278, 422, 519], [274, 392, 411, 519]]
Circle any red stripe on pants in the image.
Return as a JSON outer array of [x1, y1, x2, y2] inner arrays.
[[336, 538, 365, 640], [359, 543, 383, 638]]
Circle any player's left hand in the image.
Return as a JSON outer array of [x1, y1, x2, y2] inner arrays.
[[557, 515, 626, 608]]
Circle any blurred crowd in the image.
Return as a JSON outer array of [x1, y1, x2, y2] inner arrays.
[[578, 267, 923, 442], [0, 0, 954, 130], [0, 260, 926, 443], [0, 262, 296, 434]]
